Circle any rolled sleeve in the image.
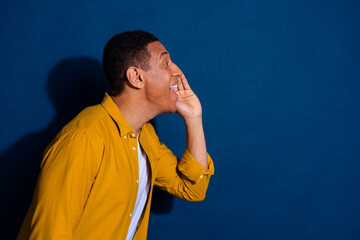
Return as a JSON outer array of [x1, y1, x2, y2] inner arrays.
[[154, 142, 215, 201], [178, 149, 215, 184]]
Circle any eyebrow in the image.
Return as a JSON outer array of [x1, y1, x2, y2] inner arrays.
[[160, 51, 169, 59]]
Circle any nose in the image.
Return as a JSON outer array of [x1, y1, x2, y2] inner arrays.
[[171, 62, 182, 77]]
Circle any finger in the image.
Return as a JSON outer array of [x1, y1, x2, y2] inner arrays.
[[177, 75, 184, 91], [180, 74, 191, 90]]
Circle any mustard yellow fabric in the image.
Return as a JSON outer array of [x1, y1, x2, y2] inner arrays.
[[17, 93, 214, 240]]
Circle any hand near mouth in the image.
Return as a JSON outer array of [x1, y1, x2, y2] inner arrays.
[[175, 73, 208, 169], [175, 74, 202, 121]]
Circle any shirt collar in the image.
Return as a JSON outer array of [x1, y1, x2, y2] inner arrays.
[[101, 92, 137, 137]]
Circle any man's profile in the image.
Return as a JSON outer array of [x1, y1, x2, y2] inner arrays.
[[17, 30, 214, 240]]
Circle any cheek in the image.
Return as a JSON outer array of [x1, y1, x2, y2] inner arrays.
[[149, 72, 169, 92], [145, 76, 169, 100]]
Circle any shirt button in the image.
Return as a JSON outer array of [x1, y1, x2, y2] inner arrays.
[[129, 213, 132, 217], [123, 136, 127, 139], [199, 175, 203, 179], [132, 147, 136, 151], [136, 180, 139, 184], [131, 133, 136, 138]]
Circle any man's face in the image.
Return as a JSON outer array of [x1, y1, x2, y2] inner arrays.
[[140, 41, 182, 113]]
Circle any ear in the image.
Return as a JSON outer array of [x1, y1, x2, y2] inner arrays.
[[126, 67, 144, 89]]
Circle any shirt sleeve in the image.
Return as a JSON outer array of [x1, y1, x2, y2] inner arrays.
[[17, 131, 102, 240], [154, 142, 214, 202]]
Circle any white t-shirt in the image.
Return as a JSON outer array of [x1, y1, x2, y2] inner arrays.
[[126, 133, 150, 240]]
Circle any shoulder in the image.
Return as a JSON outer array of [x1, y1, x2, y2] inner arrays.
[[57, 104, 110, 141], [43, 105, 108, 160]]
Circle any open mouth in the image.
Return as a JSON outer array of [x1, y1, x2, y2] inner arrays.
[[170, 84, 179, 98], [170, 84, 178, 89]]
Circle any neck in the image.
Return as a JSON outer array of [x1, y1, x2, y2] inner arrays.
[[110, 90, 159, 132]]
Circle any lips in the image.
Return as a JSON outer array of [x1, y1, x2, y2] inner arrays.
[[169, 84, 179, 98]]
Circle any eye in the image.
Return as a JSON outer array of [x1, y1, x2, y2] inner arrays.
[[164, 61, 169, 67]]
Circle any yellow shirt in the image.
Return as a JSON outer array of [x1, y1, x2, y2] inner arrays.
[[17, 93, 214, 240]]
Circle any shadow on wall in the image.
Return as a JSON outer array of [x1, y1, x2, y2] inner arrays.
[[0, 57, 172, 239]]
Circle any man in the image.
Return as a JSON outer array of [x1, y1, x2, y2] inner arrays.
[[17, 30, 214, 240]]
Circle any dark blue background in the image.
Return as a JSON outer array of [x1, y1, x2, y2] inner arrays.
[[1, 0, 359, 239]]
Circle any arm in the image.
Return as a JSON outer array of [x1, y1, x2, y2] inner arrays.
[[153, 74, 214, 201], [175, 74, 208, 169], [17, 132, 101, 239], [154, 141, 214, 201]]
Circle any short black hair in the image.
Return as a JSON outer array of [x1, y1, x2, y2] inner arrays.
[[102, 30, 159, 96]]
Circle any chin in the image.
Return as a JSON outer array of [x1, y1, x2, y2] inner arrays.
[[170, 101, 179, 113], [159, 104, 176, 114], [164, 105, 177, 113], [165, 99, 177, 113]]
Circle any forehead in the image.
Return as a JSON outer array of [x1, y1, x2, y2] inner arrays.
[[147, 41, 168, 59]]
